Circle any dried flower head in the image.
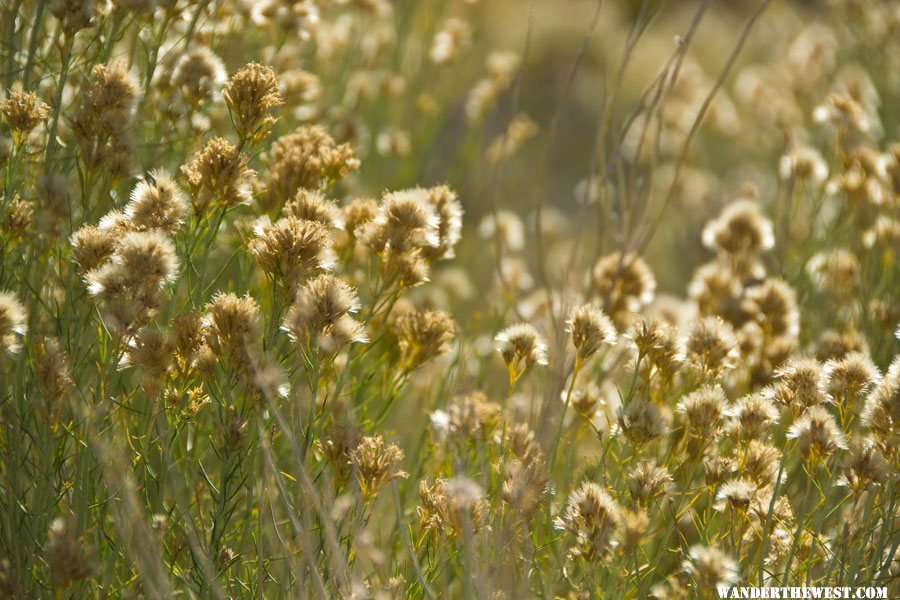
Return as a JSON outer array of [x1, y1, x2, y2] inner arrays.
[[125, 170, 189, 234], [182, 137, 254, 213], [0, 292, 27, 355], [419, 185, 463, 262], [203, 292, 262, 363], [284, 189, 344, 229], [283, 274, 367, 354], [836, 437, 889, 493], [806, 249, 860, 298], [70, 61, 139, 177], [617, 399, 668, 445], [70, 225, 116, 272], [393, 308, 455, 370], [567, 304, 617, 363], [0, 195, 33, 243], [171, 46, 227, 105], [556, 482, 621, 563], [85, 231, 179, 334], [263, 126, 360, 210], [779, 145, 828, 184], [822, 352, 880, 405], [591, 251, 656, 322], [627, 461, 673, 506], [478, 210, 525, 252], [351, 435, 407, 500], [224, 63, 282, 143], [684, 317, 739, 379], [570, 382, 604, 420], [495, 323, 548, 383], [767, 357, 825, 414], [741, 440, 782, 486], [725, 393, 780, 443], [813, 93, 871, 136], [357, 189, 440, 254], [628, 316, 684, 377], [741, 278, 800, 340], [418, 476, 489, 537], [714, 479, 755, 513], [438, 391, 501, 443], [861, 357, 899, 454], [683, 545, 739, 591], [702, 199, 775, 261], [677, 384, 726, 439], [689, 260, 742, 318], [33, 336, 72, 406], [787, 405, 848, 464], [249, 216, 335, 293], [0, 90, 50, 142], [342, 198, 379, 241], [502, 457, 549, 520], [620, 508, 650, 551], [862, 216, 900, 251], [319, 423, 361, 485]]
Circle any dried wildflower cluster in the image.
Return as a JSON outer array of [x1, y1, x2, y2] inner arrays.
[[0, 1, 898, 598]]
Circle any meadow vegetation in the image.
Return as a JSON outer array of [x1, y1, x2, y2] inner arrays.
[[0, 0, 898, 597]]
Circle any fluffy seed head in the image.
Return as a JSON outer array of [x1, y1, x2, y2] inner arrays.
[[767, 357, 825, 413], [419, 185, 463, 261], [1, 90, 50, 138], [567, 304, 617, 362], [787, 405, 848, 464], [393, 308, 455, 370], [0, 292, 27, 355], [357, 189, 440, 254], [263, 125, 360, 210], [248, 216, 335, 293], [495, 323, 549, 375], [86, 231, 179, 294], [223, 63, 282, 142], [677, 384, 726, 439], [806, 249, 860, 298], [725, 393, 780, 442], [617, 399, 668, 445], [351, 435, 408, 500], [419, 477, 489, 537], [125, 170, 188, 234], [702, 199, 774, 259], [591, 251, 656, 322], [684, 317, 739, 378], [714, 479, 755, 513], [282, 274, 367, 354], [628, 316, 684, 377], [171, 46, 227, 105], [284, 189, 344, 229], [203, 292, 262, 361], [741, 441, 782, 486], [502, 457, 549, 520], [837, 437, 889, 493], [627, 461, 673, 506], [33, 336, 72, 403], [683, 545, 740, 591], [557, 482, 622, 562], [741, 278, 800, 339], [861, 357, 899, 450], [779, 145, 828, 184], [70, 61, 139, 176], [182, 137, 254, 213], [822, 352, 880, 403]]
